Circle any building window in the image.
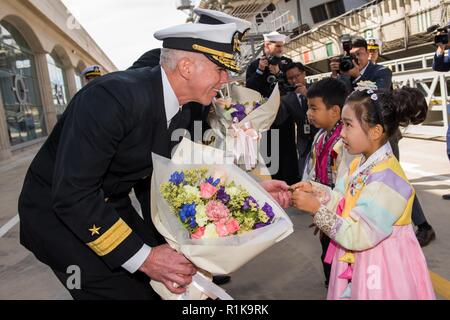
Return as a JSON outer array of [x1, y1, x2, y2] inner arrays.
[[311, 0, 345, 24], [256, 3, 276, 25], [311, 4, 328, 23], [75, 72, 83, 91], [326, 42, 334, 57], [327, 0, 345, 19], [0, 21, 46, 146], [46, 54, 69, 118]]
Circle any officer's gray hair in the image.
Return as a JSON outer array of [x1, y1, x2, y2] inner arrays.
[[160, 48, 204, 71]]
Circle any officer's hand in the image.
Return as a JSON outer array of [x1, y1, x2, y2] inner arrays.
[[268, 63, 280, 75], [139, 244, 196, 294], [258, 57, 268, 71], [295, 83, 308, 96], [260, 179, 291, 208]]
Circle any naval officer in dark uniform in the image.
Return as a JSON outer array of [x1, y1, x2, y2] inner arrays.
[[18, 22, 241, 300]]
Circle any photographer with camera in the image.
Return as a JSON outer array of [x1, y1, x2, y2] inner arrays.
[[273, 62, 318, 181], [333, 36, 392, 92], [246, 31, 293, 98], [431, 24, 450, 71]]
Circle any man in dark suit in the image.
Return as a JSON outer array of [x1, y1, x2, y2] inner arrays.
[[18, 22, 240, 300], [432, 32, 450, 72], [126, 9, 252, 286], [274, 62, 319, 181], [337, 37, 392, 92]]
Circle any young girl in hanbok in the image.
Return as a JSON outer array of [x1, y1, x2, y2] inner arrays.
[[292, 87, 435, 300]]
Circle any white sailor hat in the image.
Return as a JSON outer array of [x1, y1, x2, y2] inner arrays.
[[193, 8, 252, 39], [263, 31, 287, 43], [154, 23, 240, 72], [367, 37, 382, 52], [81, 65, 101, 79]]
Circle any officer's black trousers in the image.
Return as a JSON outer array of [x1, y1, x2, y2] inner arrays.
[[53, 268, 160, 300]]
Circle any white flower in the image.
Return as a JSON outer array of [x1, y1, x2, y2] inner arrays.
[[183, 185, 200, 198], [354, 80, 378, 92], [203, 223, 218, 239], [195, 204, 208, 227], [371, 94, 378, 101], [225, 186, 239, 197]]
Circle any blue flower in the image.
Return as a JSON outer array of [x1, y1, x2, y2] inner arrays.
[[253, 222, 268, 229], [206, 176, 221, 187], [216, 186, 230, 204], [262, 203, 274, 222], [179, 203, 196, 223], [188, 216, 198, 229], [169, 171, 185, 185], [233, 104, 245, 113], [231, 111, 246, 122], [242, 196, 258, 211]]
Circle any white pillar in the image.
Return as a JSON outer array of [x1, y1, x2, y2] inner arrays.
[[35, 53, 57, 133]]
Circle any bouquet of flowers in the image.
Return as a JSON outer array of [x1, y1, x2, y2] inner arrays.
[[160, 168, 276, 240], [150, 138, 293, 300], [206, 84, 280, 175]]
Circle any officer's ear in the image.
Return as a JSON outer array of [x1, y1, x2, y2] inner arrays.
[[177, 57, 193, 80]]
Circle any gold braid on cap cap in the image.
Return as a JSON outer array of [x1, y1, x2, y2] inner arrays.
[[192, 44, 234, 59], [210, 55, 240, 72]]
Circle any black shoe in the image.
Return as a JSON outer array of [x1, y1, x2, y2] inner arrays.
[[443, 194, 450, 200], [212, 275, 231, 285], [416, 227, 436, 247]]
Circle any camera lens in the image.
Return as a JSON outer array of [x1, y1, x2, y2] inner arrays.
[[267, 75, 277, 83]]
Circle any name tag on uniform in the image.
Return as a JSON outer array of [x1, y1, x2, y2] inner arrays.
[[304, 124, 311, 134]]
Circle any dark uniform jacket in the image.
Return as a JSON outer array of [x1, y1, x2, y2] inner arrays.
[[432, 51, 450, 72], [245, 56, 293, 98], [274, 92, 319, 179], [338, 60, 392, 92], [18, 66, 174, 275]]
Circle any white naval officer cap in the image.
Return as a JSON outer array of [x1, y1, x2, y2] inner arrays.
[[81, 65, 101, 80], [367, 37, 382, 52], [193, 7, 252, 39], [154, 22, 240, 72], [263, 31, 287, 43]]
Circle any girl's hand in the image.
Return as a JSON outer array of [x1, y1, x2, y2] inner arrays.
[[292, 190, 321, 214], [289, 181, 313, 193]]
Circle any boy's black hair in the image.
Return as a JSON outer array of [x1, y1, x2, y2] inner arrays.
[[307, 77, 348, 109]]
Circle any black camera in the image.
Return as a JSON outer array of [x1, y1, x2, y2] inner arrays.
[[339, 34, 357, 72], [428, 24, 450, 45], [267, 55, 282, 66], [340, 53, 358, 72]]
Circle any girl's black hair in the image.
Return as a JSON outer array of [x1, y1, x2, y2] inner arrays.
[[345, 87, 428, 139]]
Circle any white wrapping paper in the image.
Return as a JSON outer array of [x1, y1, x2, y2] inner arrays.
[[150, 138, 293, 300]]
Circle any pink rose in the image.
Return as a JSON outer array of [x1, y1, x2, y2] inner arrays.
[[215, 222, 229, 237], [191, 226, 205, 239], [226, 218, 240, 234], [205, 200, 230, 224], [200, 183, 218, 199]]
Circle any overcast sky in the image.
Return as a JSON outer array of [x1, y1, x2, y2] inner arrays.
[[62, 0, 200, 70]]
